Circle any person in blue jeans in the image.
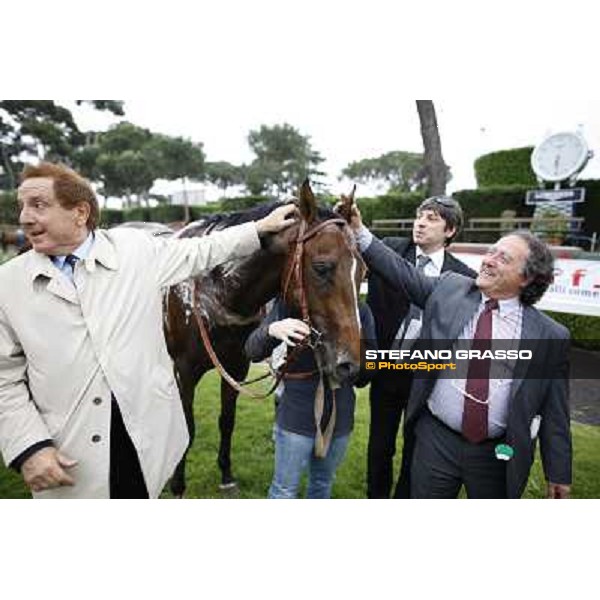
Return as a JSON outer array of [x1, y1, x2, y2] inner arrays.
[[245, 298, 376, 499]]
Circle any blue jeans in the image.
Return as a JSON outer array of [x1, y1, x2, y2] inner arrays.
[[268, 424, 350, 499]]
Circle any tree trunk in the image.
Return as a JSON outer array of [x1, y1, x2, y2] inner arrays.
[[416, 100, 447, 196]]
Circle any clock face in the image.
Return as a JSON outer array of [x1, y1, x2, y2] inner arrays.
[[531, 132, 589, 182]]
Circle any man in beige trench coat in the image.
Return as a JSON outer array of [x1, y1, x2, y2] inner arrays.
[[0, 162, 297, 499]]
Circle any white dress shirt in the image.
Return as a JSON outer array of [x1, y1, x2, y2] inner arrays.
[[428, 295, 523, 437]]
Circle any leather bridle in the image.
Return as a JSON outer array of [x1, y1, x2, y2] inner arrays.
[[282, 217, 365, 329], [191, 215, 366, 455]]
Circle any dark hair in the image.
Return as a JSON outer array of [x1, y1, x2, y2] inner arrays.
[[417, 195, 464, 245], [508, 230, 555, 305], [20, 162, 100, 230]]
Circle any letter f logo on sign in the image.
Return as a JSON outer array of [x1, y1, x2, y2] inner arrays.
[[571, 269, 586, 287]]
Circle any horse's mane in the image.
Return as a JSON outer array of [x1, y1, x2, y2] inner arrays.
[[176, 201, 337, 238]]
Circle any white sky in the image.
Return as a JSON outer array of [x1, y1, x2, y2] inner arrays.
[[9, 1, 600, 202], [70, 97, 600, 200]]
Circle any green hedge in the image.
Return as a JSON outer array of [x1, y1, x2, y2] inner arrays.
[[453, 185, 532, 218], [574, 179, 600, 239], [452, 181, 600, 241], [99, 208, 124, 227], [220, 195, 269, 212], [99, 202, 226, 227], [357, 192, 425, 227], [0, 192, 18, 224], [474, 147, 537, 187], [141, 204, 187, 223], [544, 312, 600, 350]]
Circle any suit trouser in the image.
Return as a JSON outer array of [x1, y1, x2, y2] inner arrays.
[[367, 378, 410, 498], [110, 397, 149, 499], [410, 411, 507, 499]]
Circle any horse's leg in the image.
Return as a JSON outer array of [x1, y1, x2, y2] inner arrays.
[[217, 358, 250, 490], [170, 364, 201, 498]]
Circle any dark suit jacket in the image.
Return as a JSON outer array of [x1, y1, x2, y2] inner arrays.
[[364, 236, 572, 498], [366, 237, 476, 397]]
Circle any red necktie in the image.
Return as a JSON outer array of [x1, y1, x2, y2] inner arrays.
[[462, 298, 498, 443]]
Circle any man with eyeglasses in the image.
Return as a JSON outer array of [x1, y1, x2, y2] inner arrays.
[[366, 196, 476, 499], [351, 204, 571, 499]]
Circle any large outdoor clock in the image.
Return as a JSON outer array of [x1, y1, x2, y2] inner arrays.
[[530, 131, 591, 182]]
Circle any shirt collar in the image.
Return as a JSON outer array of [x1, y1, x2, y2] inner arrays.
[[29, 229, 118, 282], [415, 246, 445, 272], [480, 292, 521, 316], [52, 232, 94, 269]]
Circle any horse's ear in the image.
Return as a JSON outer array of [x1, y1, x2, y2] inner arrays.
[[337, 184, 357, 223], [299, 178, 317, 224]]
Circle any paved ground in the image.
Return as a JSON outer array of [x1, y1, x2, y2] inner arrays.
[[570, 347, 600, 426]]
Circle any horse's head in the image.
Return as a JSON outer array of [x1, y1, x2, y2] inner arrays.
[[279, 180, 366, 385]]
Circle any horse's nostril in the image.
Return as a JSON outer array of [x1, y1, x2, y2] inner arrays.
[[335, 362, 359, 383]]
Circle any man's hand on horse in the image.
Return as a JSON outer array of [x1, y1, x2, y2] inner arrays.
[[334, 202, 363, 232], [21, 447, 78, 493], [256, 204, 298, 235], [268, 319, 310, 347]]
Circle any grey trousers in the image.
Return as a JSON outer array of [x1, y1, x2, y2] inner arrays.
[[410, 411, 508, 499]]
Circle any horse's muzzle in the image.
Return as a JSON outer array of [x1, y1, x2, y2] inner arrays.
[[334, 360, 359, 384]]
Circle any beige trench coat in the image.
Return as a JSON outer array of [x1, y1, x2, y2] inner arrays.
[[0, 223, 260, 498]]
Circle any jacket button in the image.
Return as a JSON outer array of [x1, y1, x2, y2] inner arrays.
[[93, 397, 102, 405], [91, 434, 101, 443]]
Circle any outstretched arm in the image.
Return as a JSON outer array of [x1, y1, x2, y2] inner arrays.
[[363, 236, 436, 309], [343, 205, 436, 309], [155, 204, 298, 288]]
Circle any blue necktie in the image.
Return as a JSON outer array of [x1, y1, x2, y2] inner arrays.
[[64, 254, 78, 279]]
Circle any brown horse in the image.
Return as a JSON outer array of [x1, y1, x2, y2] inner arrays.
[[163, 180, 365, 496]]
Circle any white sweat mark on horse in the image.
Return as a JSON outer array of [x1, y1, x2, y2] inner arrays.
[[174, 280, 194, 324]]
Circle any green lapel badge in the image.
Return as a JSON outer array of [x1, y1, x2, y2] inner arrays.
[[495, 444, 514, 461]]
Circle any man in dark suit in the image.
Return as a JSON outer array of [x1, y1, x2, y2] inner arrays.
[[353, 208, 571, 499], [366, 196, 476, 499]]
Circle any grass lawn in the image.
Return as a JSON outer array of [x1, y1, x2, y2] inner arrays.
[[1, 367, 598, 499]]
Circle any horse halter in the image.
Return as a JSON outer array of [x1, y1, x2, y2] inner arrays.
[[281, 217, 366, 341]]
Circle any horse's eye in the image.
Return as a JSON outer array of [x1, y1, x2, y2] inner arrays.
[[312, 261, 335, 278]]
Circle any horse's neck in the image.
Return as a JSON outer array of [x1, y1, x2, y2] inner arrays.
[[216, 251, 287, 317]]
